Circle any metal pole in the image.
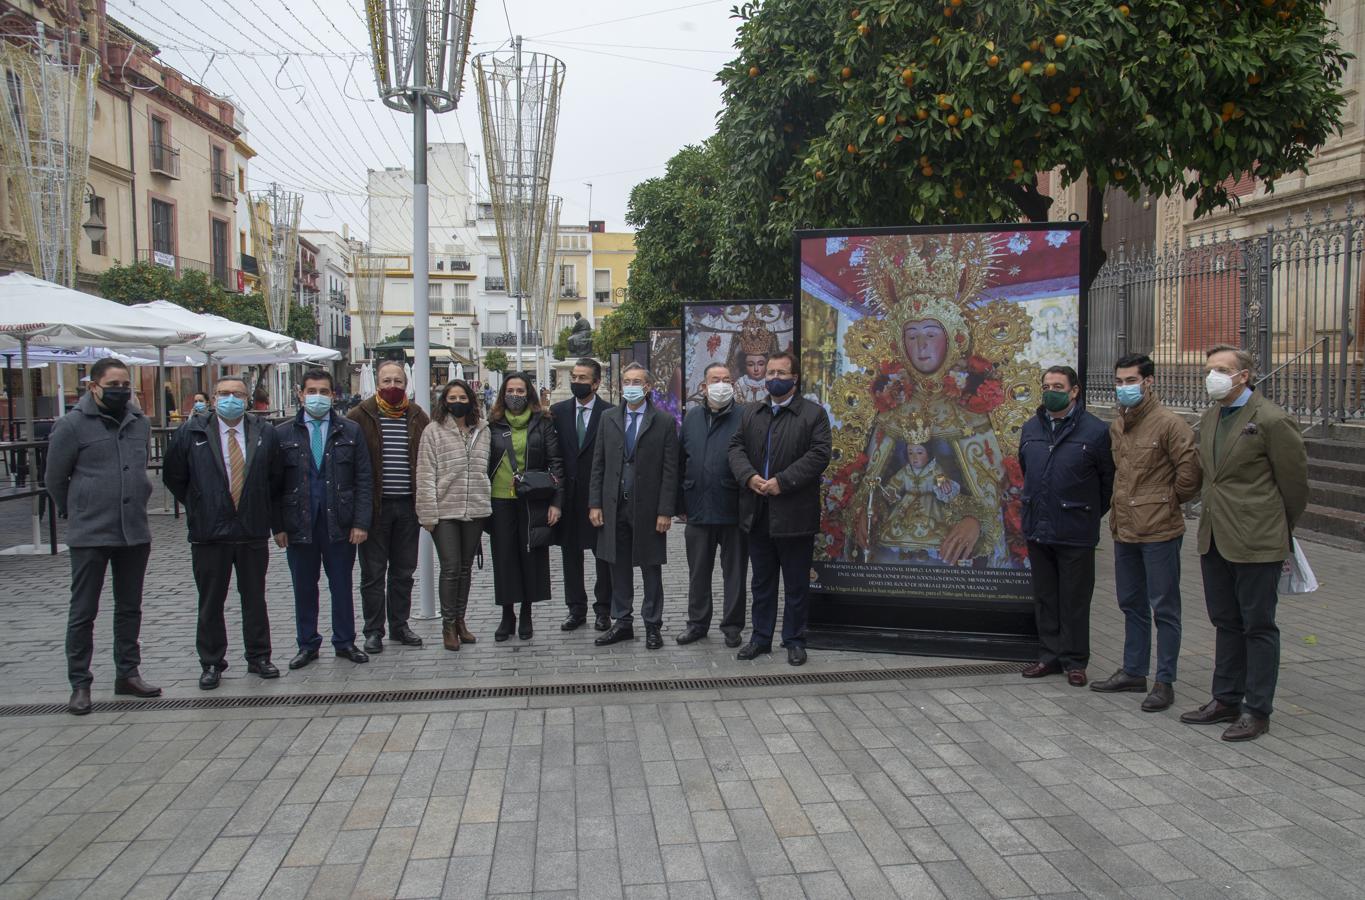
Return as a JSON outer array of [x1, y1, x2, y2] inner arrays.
[[413, 18, 436, 620], [1336, 223, 1355, 427], [514, 35, 524, 375], [157, 346, 167, 427], [585, 181, 594, 326], [21, 337, 40, 552]]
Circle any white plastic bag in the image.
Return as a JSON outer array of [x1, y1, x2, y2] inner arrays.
[[1279, 538, 1319, 595]]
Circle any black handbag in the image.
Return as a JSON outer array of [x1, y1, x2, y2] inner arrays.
[[506, 433, 557, 501]]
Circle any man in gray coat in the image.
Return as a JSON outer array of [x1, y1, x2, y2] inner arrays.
[[589, 363, 680, 649], [46, 357, 160, 715]]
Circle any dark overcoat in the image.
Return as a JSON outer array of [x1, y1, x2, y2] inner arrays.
[[588, 401, 679, 566], [550, 394, 612, 551]]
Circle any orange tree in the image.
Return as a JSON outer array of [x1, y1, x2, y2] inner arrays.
[[713, 0, 1349, 294]]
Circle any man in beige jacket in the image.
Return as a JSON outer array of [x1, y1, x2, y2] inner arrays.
[[1180, 345, 1308, 742], [1091, 354, 1201, 712]]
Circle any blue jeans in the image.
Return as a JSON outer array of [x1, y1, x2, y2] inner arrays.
[[747, 509, 814, 648], [1114, 537, 1183, 683], [286, 505, 358, 652]]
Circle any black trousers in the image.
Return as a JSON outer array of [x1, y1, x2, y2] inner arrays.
[[192, 541, 271, 669], [1028, 541, 1096, 671], [1201, 537, 1282, 717], [747, 509, 813, 648], [684, 523, 747, 635], [434, 518, 483, 624], [609, 498, 664, 627], [562, 528, 612, 620], [66, 544, 151, 688], [359, 496, 420, 638]]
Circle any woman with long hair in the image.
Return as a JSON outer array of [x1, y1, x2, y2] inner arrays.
[[416, 379, 490, 650], [486, 373, 564, 640]]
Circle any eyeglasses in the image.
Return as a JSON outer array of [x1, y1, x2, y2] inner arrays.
[[215, 390, 248, 399]]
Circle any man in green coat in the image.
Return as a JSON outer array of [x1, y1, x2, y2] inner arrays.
[[1180, 345, 1307, 742]]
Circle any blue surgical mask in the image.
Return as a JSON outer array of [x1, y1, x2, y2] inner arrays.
[[1115, 384, 1144, 408], [192, 401, 207, 413], [215, 395, 246, 420], [303, 394, 333, 418], [622, 385, 646, 404], [766, 377, 795, 398]]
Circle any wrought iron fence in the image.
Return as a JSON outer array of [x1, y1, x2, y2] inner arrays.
[[1086, 205, 1364, 429]]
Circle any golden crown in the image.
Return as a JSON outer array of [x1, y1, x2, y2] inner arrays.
[[737, 308, 779, 356], [905, 416, 933, 445], [857, 234, 1003, 339]]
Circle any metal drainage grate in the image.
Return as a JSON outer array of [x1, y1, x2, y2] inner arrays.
[[0, 661, 1025, 717]]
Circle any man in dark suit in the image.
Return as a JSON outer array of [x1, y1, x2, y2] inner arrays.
[[1180, 344, 1308, 741], [727, 352, 831, 666], [274, 369, 374, 670], [589, 363, 680, 649], [550, 357, 614, 632], [164, 375, 284, 689]]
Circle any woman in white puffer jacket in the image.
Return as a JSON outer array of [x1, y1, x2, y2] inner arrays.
[[416, 379, 492, 650]]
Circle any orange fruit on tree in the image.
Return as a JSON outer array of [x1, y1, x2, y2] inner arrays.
[[1113, 169, 1127, 181], [919, 154, 930, 165], [1020, 61, 1033, 74], [1054, 33, 1068, 48], [1028, 38, 1040, 51], [841, 66, 853, 79], [1221, 101, 1236, 117], [954, 186, 966, 199], [847, 142, 858, 154], [815, 170, 826, 180], [916, 107, 929, 120], [987, 54, 1000, 68], [962, 107, 973, 118], [858, 24, 870, 36], [902, 67, 916, 86], [1049, 101, 1062, 114], [893, 133, 904, 142], [807, 73, 819, 84], [1012, 158, 1024, 169], [951, 0, 963, 5], [943, 6, 954, 17], [1010, 92, 1023, 104], [1044, 63, 1057, 77], [748, 66, 760, 77], [1248, 72, 1262, 85], [946, 114, 959, 126], [921, 164, 934, 176], [937, 93, 951, 109], [876, 114, 887, 126], [1119, 4, 1130, 15]]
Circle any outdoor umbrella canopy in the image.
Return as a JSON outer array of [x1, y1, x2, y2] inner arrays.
[[128, 301, 292, 355], [359, 362, 376, 398], [217, 340, 341, 365]]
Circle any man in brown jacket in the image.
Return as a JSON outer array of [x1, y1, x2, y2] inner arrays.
[[1179, 345, 1307, 742], [1091, 354, 1201, 712], [348, 361, 431, 654]]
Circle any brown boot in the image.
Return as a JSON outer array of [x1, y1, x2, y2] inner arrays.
[[456, 618, 476, 644], [442, 621, 461, 651]]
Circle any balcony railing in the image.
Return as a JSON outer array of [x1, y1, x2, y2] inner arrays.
[[150, 141, 180, 178], [138, 248, 238, 292], [481, 330, 542, 348], [485, 276, 506, 292], [594, 290, 611, 303], [561, 287, 581, 299], [211, 170, 235, 201]]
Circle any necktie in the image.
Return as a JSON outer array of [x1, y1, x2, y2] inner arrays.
[[310, 419, 325, 469], [577, 406, 588, 445], [227, 427, 245, 508], [625, 411, 639, 457]]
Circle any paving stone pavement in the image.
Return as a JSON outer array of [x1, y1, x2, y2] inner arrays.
[[1, 500, 1364, 898]]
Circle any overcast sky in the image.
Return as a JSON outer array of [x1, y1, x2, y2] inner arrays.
[[107, 0, 740, 239]]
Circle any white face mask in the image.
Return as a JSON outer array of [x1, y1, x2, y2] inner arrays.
[[1205, 370, 1236, 400], [706, 382, 735, 407]]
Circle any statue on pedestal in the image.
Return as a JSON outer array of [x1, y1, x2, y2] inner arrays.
[[566, 313, 594, 357]]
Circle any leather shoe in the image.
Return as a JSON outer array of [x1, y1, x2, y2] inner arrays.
[[1222, 712, 1270, 742], [675, 625, 707, 645], [722, 631, 742, 649], [247, 660, 280, 679], [561, 615, 587, 632], [645, 628, 663, 650], [594, 614, 612, 632], [364, 634, 383, 654], [787, 645, 807, 666], [594, 622, 635, 646], [1066, 669, 1088, 687], [1090, 669, 1147, 693], [736, 642, 771, 661], [289, 649, 319, 670], [67, 685, 91, 716], [335, 645, 370, 664], [1141, 682, 1174, 712], [1021, 661, 1061, 679], [393, 625, 424, 647], [1180, 699, 1242, 725], [113, 674, 162, 698], [199, 667, 221, 690]]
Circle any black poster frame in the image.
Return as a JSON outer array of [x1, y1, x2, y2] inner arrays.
[[793, 221, 1088, 661]]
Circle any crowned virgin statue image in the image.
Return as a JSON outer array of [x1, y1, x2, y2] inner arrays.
[[729, 307, 783, 404], [820, 234, 1040, 569]]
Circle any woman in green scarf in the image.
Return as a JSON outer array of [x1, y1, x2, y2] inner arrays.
[[486, 373, 565, 640]]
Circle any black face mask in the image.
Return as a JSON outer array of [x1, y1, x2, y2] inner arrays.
[[570, 382, 595, 400], [447, 400, 471, 419], [98, 387, 131, 417]]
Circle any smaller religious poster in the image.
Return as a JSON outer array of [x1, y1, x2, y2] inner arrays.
[[682, 301, 796, 410], [647, 328, 684, 425]]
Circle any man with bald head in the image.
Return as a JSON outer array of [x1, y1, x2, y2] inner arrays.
[[349, 360, 431, 653], [164, 375, 285, 689]]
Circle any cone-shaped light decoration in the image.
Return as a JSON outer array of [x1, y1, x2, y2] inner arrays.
[[366, 0, 476, 113], [248, 183, 304, 333]]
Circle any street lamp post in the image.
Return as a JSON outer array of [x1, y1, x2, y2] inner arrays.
[[367, 1, 475, 620]]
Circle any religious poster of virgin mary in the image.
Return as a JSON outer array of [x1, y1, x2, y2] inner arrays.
[[682, 301, 795, 411], [800, 224, 1083, 604], [647, 328, 684, 425]]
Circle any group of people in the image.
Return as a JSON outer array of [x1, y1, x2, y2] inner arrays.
[[1017, 346, 1307, 742], [46, 343, 1308, 744], [48, 351, 833, 714]]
